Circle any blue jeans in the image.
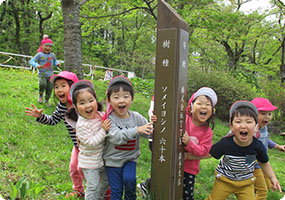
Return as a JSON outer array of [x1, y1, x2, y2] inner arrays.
[[106, 161, 137, 200]]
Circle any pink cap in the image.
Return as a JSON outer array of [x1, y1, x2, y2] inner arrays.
[[251, 97, 277, 111], [49, 71, 79, 85], [49, 71, 79, 106]]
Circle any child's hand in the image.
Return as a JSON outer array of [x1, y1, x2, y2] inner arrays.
[[138, 122, 153, 135], [270, 177, 282, 193], [151, 115, 157, 123], [102, 119, 111, 132], [37, 65, 41, 69], [57, 63, 61, 67], [275, 144, 285, 152], [182, 132, 190, 145], [25, 103, 43, 118], [75, 135, 80, 147]]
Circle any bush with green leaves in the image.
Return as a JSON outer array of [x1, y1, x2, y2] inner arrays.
[[130, 77, 155, 99], [187, 67, 259, 121]]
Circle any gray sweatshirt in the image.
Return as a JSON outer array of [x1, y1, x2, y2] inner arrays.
[[103, 111, 148, 167]]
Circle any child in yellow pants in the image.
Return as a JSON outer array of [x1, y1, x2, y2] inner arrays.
[[205, 101, 282, 200]]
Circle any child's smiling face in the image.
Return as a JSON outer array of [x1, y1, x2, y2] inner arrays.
[[230, 113, 257, 147], [75, 88, 98, 120], [109, 87, 133, 119], [191, 95, 212, 126], [42, 44, 52, 54], [258, 111, 272, 128], [54, 78, 70, 104]]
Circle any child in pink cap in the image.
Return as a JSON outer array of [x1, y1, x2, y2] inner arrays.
[[30, 35, 61, 106], [251, 97, 285, 200], [182, 87, 217, 200], [25, 71, 85, 198]]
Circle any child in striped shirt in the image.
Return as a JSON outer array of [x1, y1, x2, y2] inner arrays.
[[206, 101, 281, 200], [68, 80, 111, 200], [25, 71, 86, 198]]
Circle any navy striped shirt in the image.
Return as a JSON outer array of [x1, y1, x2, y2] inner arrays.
[[210, 136, 268, 181], [36, 102, 77, 146]]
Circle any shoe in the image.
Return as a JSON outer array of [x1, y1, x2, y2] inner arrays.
[[137, 182, 148, 197], [37, 96, 43, 103], [66, 191, 85, 198]]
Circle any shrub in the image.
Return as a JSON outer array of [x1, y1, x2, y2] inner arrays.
[[187, 67, 259, 121], [130, 77, 155, 99]]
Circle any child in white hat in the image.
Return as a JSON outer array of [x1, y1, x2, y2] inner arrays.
[[182, 87, 217, 200]]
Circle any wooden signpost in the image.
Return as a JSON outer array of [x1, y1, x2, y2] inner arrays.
[[150, 0, 189, 199]]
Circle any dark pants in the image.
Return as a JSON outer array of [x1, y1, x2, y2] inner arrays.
[[38, 75, 53, 101], [183, 172, 196, 200], [106, 161, 137, 200]]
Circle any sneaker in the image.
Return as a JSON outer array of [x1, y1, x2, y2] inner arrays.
[[65, 191, 85, 198], [137, 182, 148, 197], [37, 96, 43, 103]]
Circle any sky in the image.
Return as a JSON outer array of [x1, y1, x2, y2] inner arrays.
[[239, 0, 272, 13]]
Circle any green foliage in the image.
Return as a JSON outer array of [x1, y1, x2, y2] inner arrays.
[[130, 77, 155, 99], [187, 66, 259, 121], [1, 68, 284, 200], [258, 78, 285, 121], [9, 177, 29, 200]]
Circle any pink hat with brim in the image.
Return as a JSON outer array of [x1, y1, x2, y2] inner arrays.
[[251, 97, 277, 111], [49, 71, 79, 85], [49, 71, 79, 105]]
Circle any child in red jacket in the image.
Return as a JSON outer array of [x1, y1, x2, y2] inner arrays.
[[182, 87, 217, 200]]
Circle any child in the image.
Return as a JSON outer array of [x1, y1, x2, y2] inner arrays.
[[30, 35, 60, 106], [68, 80, 111, 200], [251, 97, 285, 199], [182, 87, 217, 200], [206, 101, 282, 200], [25, 71, 85, 198], [103, 75, 153, 200]]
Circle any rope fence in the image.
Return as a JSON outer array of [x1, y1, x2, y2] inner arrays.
[[0, 51, 135, 80]]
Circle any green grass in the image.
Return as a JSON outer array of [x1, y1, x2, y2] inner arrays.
[[0, 68, 284, 199]]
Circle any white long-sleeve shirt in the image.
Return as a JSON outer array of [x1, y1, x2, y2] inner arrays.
[[76, 112, 106, 169]]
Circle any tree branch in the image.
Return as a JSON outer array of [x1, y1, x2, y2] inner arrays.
[[264, 45, 282, 65], [79, 0, 89, 7], [81, 6, 152, 19]]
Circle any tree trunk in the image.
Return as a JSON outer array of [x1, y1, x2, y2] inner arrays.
[[61, 0, 83, 79]]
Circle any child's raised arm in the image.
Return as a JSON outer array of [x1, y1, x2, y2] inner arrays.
[[25, 103, 43, 118], [258, 161, 282, 193], [274, 144, 285, 152]]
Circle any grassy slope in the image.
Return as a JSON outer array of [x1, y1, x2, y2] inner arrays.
[[0, 68, 284, 199]]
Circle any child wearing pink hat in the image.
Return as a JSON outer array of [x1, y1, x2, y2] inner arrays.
[[25, 71, 85, 198], [251, 97, 285, 200], [30, 35, 61, 106], [182, 87, 217, 200]]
